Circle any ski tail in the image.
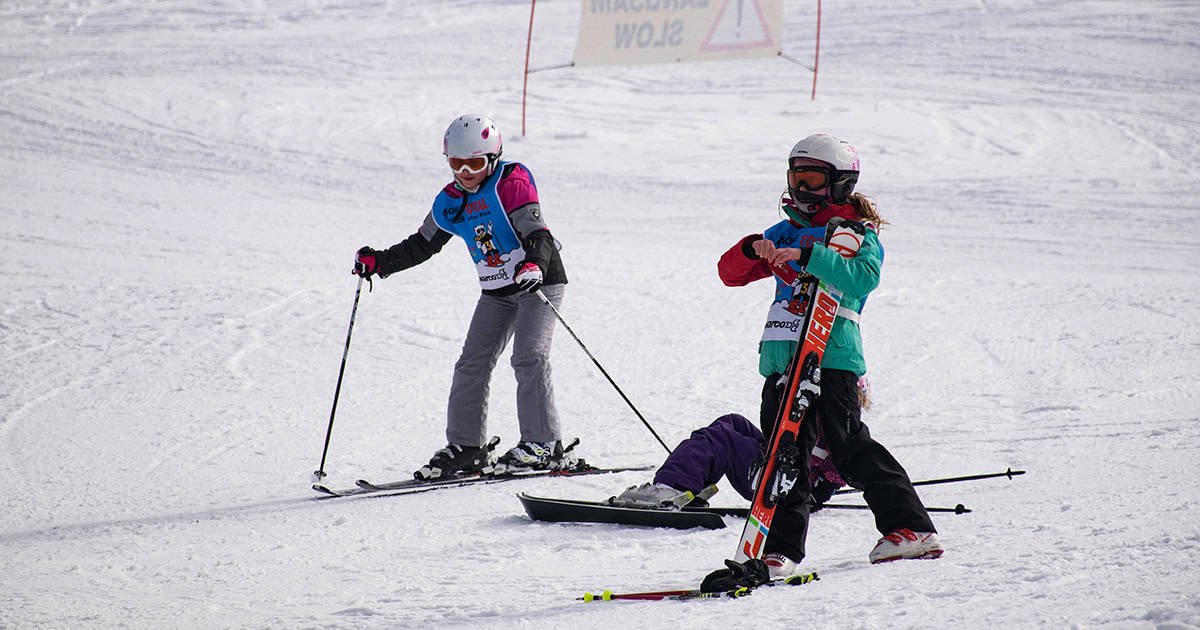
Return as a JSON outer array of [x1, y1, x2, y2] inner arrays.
[[579, 571, 820, 602]]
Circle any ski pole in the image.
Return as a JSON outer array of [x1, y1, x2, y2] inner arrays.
[[534, 289, 673, 455], [832, 468, 1026, 496], [818, 503, 970, 514], [313, 275, 367, 481], [694, 502, 969, 518]]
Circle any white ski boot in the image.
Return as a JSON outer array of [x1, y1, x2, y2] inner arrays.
[[869, 529, 944, 564]]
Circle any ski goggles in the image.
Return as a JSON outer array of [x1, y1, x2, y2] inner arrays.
[[448, 156, 489, 174], [787, 164, 832, 191]]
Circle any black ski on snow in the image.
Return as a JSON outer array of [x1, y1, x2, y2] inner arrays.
[[518, 493, 730, 530], [313, 472, 481, 498], [312, 464, 654, 499]]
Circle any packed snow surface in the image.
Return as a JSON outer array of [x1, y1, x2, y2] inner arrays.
[[2, 1, 1199, 628]]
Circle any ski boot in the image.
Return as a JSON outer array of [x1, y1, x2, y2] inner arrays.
[[608, 482, 719, 510], [869, 529, 944, 564], [414, 436, 499, 480], [484, 438, 583, 475]]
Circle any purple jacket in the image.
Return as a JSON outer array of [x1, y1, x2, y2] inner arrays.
[[654, 413, 844, 501]]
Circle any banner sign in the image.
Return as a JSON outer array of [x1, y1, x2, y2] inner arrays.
[[573, 0, 782, 66]]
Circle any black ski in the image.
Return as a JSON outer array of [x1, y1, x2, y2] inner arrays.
[[313, 464, 654, 499], [518, 493, 728, 530], [314, 472, 482, 498]]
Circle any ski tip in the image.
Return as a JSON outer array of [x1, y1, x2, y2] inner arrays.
[[580, 590, 613, 602], [782, 570, 820, 585]]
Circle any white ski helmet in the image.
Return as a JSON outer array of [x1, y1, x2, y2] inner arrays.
[[443, 114, 502, 172], [787, 134, 860, 206]]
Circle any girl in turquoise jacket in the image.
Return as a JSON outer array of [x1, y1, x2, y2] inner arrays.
[[715, 134, 941, 576]]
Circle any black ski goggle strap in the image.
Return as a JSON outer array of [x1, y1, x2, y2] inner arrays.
[[829, 171, 859, 203]]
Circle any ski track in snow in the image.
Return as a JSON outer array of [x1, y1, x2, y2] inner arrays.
[[2, 1, 1200, 628]]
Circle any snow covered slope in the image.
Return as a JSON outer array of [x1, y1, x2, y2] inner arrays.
[[2, 1, 1198, 627]]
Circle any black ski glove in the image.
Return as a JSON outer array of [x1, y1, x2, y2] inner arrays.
[[353, 246, 379, 278], [740, 234, 765, 259], [700, 558, 770, 593], [809, 478, 840, 512], [513, 261, 544, 294], [793, 246, 813, 267]]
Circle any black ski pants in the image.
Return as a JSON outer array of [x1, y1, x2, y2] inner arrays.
[[760, 368, 936, 563]]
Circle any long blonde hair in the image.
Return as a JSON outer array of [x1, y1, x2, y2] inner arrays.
[[848, 193, 888, 229]]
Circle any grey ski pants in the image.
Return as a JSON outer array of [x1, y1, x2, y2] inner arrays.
[[445, 284, 564, 447]]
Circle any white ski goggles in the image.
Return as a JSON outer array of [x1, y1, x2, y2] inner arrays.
[[448, 156, 488, 174]]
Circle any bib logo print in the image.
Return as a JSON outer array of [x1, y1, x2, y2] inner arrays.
[[473, 222, 507, 267], [784, 278, 812, 316]]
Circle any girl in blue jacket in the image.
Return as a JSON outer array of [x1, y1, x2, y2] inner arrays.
[[353, 115, 570, 479]]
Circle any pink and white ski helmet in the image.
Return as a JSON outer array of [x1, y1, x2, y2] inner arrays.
[[443, 114, 502, 159], [788, 134, 860, 205]]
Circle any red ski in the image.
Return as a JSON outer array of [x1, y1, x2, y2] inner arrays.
[[733, 220, 865, 563], [579, 571, 820, 602]]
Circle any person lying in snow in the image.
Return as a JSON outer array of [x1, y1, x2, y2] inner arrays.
[[610, 412, 847, 513]]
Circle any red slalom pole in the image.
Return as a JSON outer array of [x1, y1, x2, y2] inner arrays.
[[522, 0, 536, 136], [811, 0, 821, 100]]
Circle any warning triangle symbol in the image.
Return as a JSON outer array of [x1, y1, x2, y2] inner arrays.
[[700, 0, 775, 53]]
